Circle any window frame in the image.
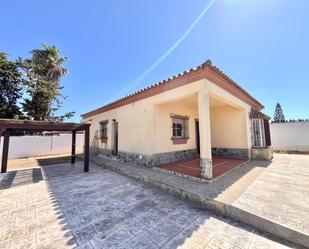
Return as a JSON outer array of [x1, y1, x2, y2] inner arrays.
[[172, 118, 185, 138], [170, 114, 189, 144]]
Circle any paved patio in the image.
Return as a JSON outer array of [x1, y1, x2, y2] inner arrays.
[[91, 153, 309, 247], [0, 161, 293, 249], [158, 157, 247, 179], [232, 153, 309, 245]]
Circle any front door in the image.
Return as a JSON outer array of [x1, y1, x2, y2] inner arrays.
[[195, 119, 200, 154], [112, 120, 118, 156]]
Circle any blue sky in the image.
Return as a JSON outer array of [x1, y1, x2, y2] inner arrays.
[[1, 0, 309, 122]]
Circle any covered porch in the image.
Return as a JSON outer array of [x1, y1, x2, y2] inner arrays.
[[153, 87, 252, 180], [198, 89, 252, 179]]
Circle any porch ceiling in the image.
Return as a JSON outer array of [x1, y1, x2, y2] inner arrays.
[[154, 93, 239, 110], [154, 94, 197, 108]]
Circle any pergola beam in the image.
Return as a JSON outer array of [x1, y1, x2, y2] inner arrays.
[[0, 119, 90, 132]]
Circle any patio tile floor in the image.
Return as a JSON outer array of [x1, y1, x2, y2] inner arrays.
[[158, 157, 247, 179], [0, 161, 294, 248]]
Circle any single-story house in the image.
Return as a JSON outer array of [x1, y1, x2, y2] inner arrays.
[[82, 60, 272, 179]]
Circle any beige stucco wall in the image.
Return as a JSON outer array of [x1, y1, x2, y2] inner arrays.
[[85, 80, 205, 156], [84, 78, 253, 156], [210, 106, 249, 149], [206, 80, 252, 149], [85, 100, 155, 155], [153, 99, 198, 154]]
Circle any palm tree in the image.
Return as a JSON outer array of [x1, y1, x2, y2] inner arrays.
[[30, 44, 67, 83], [21, 45, 74, 121]]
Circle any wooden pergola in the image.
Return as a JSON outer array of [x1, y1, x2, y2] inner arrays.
[[0, 119, 91, 173]]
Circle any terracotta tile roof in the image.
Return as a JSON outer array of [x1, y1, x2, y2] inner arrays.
[[250, 108, 270, 120], [82, 60, 264, 118]]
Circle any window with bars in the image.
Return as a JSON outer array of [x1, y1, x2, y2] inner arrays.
[[251, 119, 266, 148], [99, 120, 108, 142]]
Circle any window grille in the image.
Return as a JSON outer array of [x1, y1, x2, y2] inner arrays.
[[99, 120, 108, 140], [251, 119, 266, 148]]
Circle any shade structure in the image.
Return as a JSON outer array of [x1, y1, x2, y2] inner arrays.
[[0, 119, 91, 173]]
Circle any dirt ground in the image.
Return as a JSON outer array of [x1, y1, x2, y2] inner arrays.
[[7, 154, 82, 171]]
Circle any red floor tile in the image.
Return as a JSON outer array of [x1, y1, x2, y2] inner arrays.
[[158, 156, 247, 179]]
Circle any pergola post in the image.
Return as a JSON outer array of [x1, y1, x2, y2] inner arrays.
[[71, 130, 76, 164], [1, 129, 11, 173], [84, 126, 90, 172]]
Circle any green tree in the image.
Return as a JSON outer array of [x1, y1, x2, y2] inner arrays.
[[20, 45, 74, 121], [0, 52, 23, 119], [273, 102, 285, 123]]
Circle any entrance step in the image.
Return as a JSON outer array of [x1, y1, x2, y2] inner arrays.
[[90, 154, 309, 249]]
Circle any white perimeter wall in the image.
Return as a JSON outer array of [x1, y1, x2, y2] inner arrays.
[[270, 121, 309, 151], [0, 134, 84, 160]]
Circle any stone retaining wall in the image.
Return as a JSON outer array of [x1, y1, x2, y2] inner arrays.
[[151, 149, 198, 166], [91, 146, 272, 168], [251, 147, 273, 160], [212, 148, 250, 159], [90, 147, 198, 167]]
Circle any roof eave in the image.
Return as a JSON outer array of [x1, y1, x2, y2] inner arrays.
[[81, 62, 264, 119]]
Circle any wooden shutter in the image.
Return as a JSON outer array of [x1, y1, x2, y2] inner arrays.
[[264, 119, 271, 147]]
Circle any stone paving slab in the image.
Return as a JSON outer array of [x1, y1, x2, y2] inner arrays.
[[91, 154, 268, 203], [0, 161, 296, 248], [232, 154, 309, 248], [90, 154, 309, 248]]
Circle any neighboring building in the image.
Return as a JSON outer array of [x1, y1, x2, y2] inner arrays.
[[82, 60, 272, 179]]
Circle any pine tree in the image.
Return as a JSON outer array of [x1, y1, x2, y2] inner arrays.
[[273, 102, 285, 123]]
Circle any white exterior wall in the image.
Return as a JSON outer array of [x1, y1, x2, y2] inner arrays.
[[270, 121, 309, 151], [0, 134, 84, 160]]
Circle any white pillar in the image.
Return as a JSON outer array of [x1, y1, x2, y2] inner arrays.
[[198, 89, 213, 179]]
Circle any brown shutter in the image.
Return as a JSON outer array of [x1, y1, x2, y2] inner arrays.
[[264, 119, 271, 147]]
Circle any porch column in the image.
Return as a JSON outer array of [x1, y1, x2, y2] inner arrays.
[[198, 90, 213, 179]]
